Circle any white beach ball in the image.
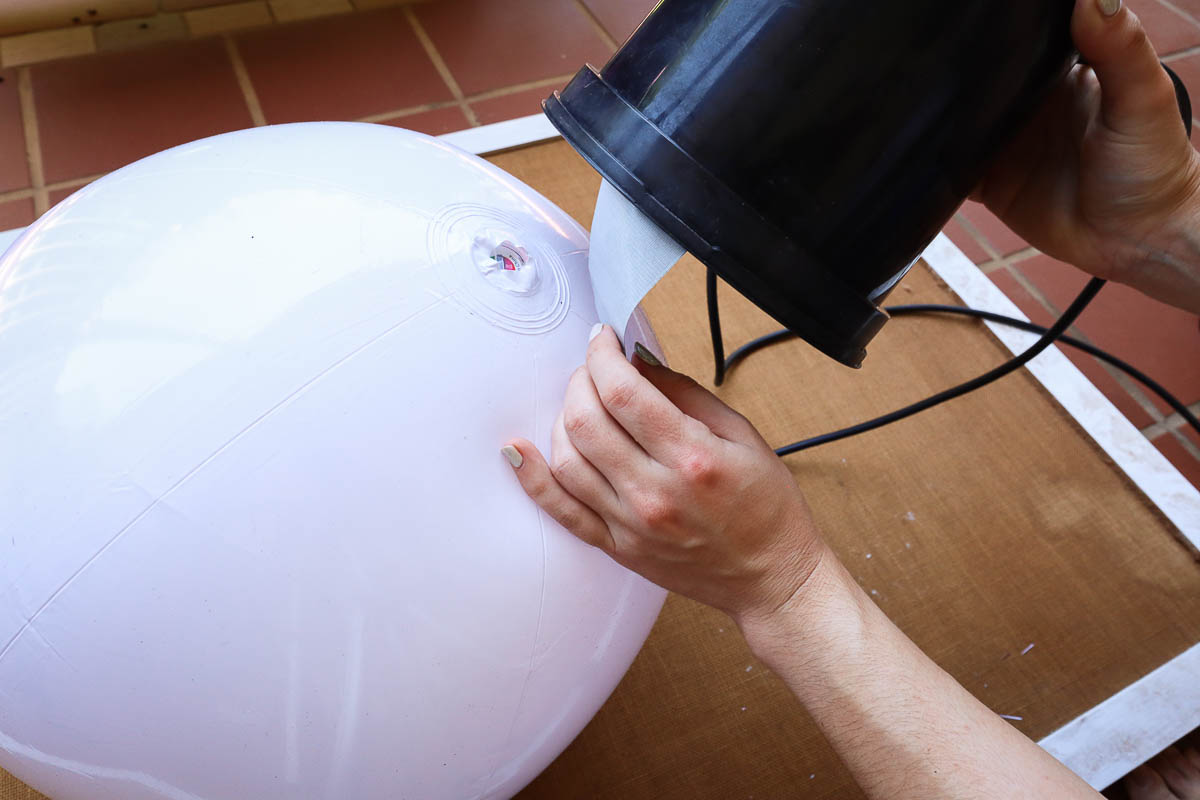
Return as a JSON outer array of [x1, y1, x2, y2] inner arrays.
[[0, 123, 665, 800]]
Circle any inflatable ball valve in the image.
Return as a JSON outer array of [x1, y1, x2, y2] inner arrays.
[[544, 0, 1078, 367]]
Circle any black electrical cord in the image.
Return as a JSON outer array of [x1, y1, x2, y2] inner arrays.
[[774, 278, 1107, 454], [886, 303, 1200, 436], [707, 268, 727, 386], [705, 273, 1111, 453], [716, 301, 1200, 447], [698, 63, 1195, 456]]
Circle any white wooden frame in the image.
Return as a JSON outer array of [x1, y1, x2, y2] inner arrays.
[[4, 112, 1196, 790]]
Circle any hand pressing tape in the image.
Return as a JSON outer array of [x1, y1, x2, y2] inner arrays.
[[587, 180, 685, 341]]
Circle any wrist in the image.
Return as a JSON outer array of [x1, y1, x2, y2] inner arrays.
[[735, 546, 865, 670], [1110, 153, 1200, 312]]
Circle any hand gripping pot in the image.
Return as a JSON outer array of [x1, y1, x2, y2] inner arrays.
[[544, 0, 1077, 366]]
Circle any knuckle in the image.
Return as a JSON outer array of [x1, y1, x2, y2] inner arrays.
[[679, 447, 720, 488], [523, 471, 557, 505], [555, 510, 611, 554], [600, 379, 638, 413], [568, 365, 590, 387], [553, 507, 584, 533], [611, 533, 646, 560], [1115, 15, 1151, 56], [561, 406, 594, 439], [632, 492, 677, 528], [549, 455, 574, 484], [525, 479, 561, 515]]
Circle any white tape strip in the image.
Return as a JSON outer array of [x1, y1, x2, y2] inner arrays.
[[588, 180, 684, 339]]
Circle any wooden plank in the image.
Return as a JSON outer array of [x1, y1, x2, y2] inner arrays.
[[1040, 641, 1200, 789]]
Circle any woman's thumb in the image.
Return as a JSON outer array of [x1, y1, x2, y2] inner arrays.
[[1071, 0, 1180, 135]]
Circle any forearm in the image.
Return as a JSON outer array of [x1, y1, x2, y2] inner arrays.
[[738, 549, 1100, 800]]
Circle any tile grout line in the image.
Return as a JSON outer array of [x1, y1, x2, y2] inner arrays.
[[467, 72, 576, 103], [223, 35, 267, 127], [1000, 262, 1062, 318], [954, 216, 1041, 276], [952, 212, 1003, 263], [1141, 400, 1200, 439], [0, 187, 33, 205], [1094, 365, 1173, 433], [403, 6, 479, 127], [358, 73, 577, 124], [48, 172, 105, 191], [16, 67, 48, 217], [974, 247, 1042, 277], [997, 260, 1169, 426], [0, 172, 97, 206], [358, 99, 461, 124], [1166, 427, 1200, 463], [1156, 0, 1200, 31], [963, 229, 1172, 428], [1163, 43, 1200, 62], [998, 246, 1040, 267], [569, 0, 620, 51]]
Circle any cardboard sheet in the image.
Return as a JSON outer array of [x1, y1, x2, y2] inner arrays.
[[494, 141, 1200, 799], [4, 139, 1198, 800]]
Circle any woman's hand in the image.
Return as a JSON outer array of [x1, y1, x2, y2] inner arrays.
[[501, 324, 826, 624], [975, 0, 1200, 312], [500, 334, 1102, 800]]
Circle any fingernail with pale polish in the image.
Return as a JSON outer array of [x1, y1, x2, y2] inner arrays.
[[501, 445, 524, 469], [588, 323, 604, 342], [1097, 0, 1121, 16], [633, 342, 661, 366]]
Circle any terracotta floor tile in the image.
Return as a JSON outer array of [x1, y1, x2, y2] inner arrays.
[[943, 217, 991, 265], [1165, 51, 1200, 146], [1129, 0, 1200, 55], [0, 197, 34, 231], [1015, 253, 1200, 412], [33, 39, 252, 184], [237, 7, 451, 124], [1164, 0, 1200, 24], [0, 68, 29, 193], [48, 183, 92, 209], [988, 266, 1159, 429], [1179, 421, 1200, 448], [380, 104, 469, 136], [415, 0, 611, 96], [1151, 432, 1200, 489], [470, 85, 557, 126], [1168, 51, 1200, 97], [957, 200, 1028, 257], [580, 0, 656, 44]]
